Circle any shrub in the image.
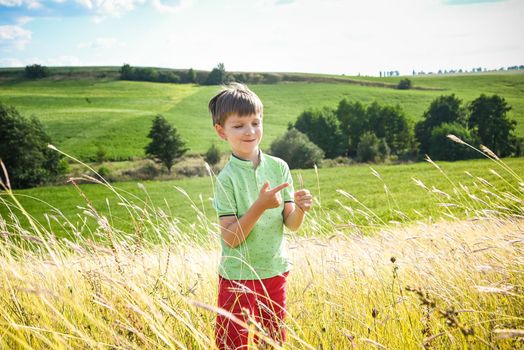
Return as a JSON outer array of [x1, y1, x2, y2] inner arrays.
[[269, 129, 324, 169], [96, 166, 112, 181], [428, 123, 478, 161], [294, 108, 345, 158], [122, 163, 161, 180], [25, 64, 49, 79], [204, 144, 221, 166], [356, 132, 380, 163], [96, 145, 107, 163], [397, 78, 412, 90]]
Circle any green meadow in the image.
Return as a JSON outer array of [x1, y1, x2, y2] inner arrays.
[[2, 157, 523, 239], [1, 71, 523, 161]]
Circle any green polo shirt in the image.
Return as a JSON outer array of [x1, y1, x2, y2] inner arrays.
[[213, 152, 294, 280]]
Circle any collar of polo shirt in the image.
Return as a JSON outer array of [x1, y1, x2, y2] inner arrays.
[[229, 150, 265, 168]]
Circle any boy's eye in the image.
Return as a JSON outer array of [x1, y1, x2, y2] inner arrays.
[[233, 125, 243, 129]]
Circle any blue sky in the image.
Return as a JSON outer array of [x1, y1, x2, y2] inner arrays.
[[0, 0, 522, 76]]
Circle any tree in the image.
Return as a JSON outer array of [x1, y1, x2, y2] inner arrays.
[[269, 129, 324, 169], [397, 78, 412, 90], [204, 143, 221, 166], [428, 123, 478, 161], [0, 103, 64, 189], [186, 68, 196, 83], [145, 115, 188, 173], [205, 63, 229, 85], [25, 64, 49, 79], [356, 132, 380, 163], [366, 103, 413, 156], [120, 63, 133, 80], [468, 94, 517, 157], [294, 108, 345, 158], [336, 99, 368, 157], [415, 94, 466, 156]]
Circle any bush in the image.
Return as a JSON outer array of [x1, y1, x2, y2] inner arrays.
[[356, 132, 380, 162], [0, 103, 64, 188], [25, 64, 49, 79], [204, 143, 221, 166], [96, 166, 112, 181], [269, 129, 324, 169], [96, 145, 107, 163], [428, 123, 478, 161], [397, 78, 412, 90], [294, 108, 345, 158], [262, 74, 282, 84], [320, 156, 353, 168], [122, 163, 161, 180]]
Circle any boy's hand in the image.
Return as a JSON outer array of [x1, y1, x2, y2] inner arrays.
[[294, 189, 313, 212], [257, 181, 289, 210]]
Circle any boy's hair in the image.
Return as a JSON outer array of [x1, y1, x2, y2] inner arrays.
[[208, 83, 263, 126]]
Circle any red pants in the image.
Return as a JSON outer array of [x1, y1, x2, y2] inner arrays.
[[215, 272, 288, 350]]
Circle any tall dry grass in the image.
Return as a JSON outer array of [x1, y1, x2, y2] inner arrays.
[[0, 140, 523, 349]]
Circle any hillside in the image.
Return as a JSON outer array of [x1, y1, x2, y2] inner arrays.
[[0, 67, 523, 161]]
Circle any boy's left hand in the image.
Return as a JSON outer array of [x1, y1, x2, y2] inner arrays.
[[294, 189, 313, 212]]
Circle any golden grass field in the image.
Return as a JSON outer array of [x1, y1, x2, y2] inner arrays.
[[1, 146, 523, 349]]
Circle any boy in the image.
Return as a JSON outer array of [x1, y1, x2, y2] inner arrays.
[[209, 83, 313, 349]]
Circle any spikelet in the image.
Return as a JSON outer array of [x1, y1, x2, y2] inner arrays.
[[480, 144, 499, 160], [447, 134, 466, 145]]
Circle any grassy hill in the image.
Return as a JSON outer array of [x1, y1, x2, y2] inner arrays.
[[0, 68, 523, 161]]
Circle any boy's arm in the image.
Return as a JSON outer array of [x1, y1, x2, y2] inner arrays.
[[219, 181, 289, 248], [283, 189, 313, 231]]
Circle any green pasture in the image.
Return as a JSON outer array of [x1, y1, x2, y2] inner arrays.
[[0, 71, 523, 161], [2, 157, 523, 239]]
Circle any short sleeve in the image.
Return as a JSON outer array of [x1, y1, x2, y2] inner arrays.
[[213, 175, 237, 217], [281, 161, 294, 203]]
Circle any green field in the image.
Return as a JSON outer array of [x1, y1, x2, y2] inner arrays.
[[2, 156, 523, 239], [1, 70, 523, 161]]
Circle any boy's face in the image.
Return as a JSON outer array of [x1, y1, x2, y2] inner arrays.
[[215, 113, 263, 162]]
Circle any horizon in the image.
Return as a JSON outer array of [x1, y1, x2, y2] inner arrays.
[[1, 0, 523, 77]]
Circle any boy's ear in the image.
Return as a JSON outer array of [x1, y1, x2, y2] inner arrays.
[[215, 124, 227, 140]]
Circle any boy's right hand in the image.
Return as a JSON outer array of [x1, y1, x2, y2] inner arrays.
[[256, 181, 289, 210]]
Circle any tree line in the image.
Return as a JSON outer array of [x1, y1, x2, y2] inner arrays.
[[119, 63, 287, 86], [270, 94, 522, 169]]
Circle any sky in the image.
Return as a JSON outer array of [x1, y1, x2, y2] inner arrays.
[[0, 0, 523, 76]]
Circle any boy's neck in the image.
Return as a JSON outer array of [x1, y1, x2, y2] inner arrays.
[[232, 149, 261, 167]]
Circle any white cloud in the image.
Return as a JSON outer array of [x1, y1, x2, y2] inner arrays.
[[46, 55, 82, 66], [75, 0, 145, 19], [151, 0, 191, 13], [0, 57, 25, 67], [78, 37, 118, 49], [16, 16, 34, 25], [0, 0, 23, 6], [0, 0, 41, 8], [0, 25, 31, 49]]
